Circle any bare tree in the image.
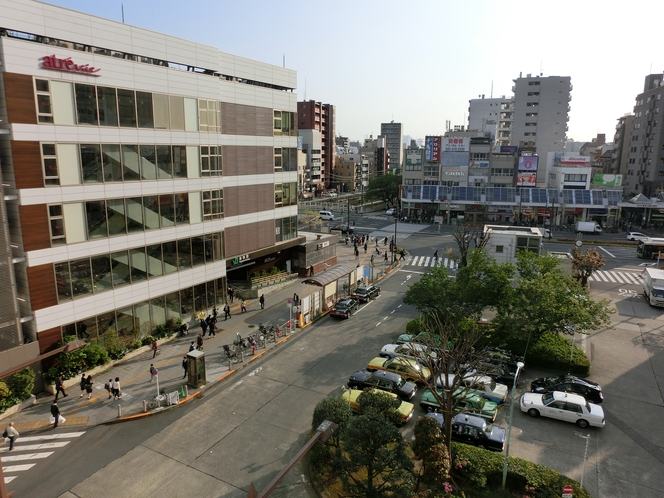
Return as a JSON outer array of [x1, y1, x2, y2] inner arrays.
[[452, 224, 491, 268], [571, 247, 606, 286]]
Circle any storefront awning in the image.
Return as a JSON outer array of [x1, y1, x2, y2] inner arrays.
[[302, 265, 354, 287]]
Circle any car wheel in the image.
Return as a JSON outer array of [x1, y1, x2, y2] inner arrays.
[[346, 312, 351, 318], [576, 419, 589, 428], [527, 408, 540, 418]]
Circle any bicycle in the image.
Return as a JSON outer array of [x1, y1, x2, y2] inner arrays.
[[146, 393, 166, 410]]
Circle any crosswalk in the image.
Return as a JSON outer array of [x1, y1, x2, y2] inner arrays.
[[404, 256, 459, 269], [588, 270, 642, 285], [1, 431, 85, 483]]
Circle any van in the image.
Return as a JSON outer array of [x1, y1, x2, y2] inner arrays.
[[319, 210, 334, 221]]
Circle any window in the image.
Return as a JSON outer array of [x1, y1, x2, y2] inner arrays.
[[153, 93, 169, 129], [274, 183, 283, 207], [80, 144, 102, 183], [35, 79, 53, 123], [201, 146, 222, 176], [102, 144, 123, 182], [97, 87, 118, 126], [203, 189, 223, 220], [42, 143, 59, 185], [527, 92, 540, 97], [525, 122, 537, 126], [75, 83, 98, 125], [48, 204, 65, 245], [136, 91, 154, 128], [121, 145, 141, 181], [274, 109, 296, 136], [495, 245, 504, 253], [156, 145, 172, 179], [199, 99, 220, 132], [470, 153, 488, 160], [117, 89, 136, 127], [528, 81, 540, 86], [404, 179, 422, 185], [524, 132, 536, 137]]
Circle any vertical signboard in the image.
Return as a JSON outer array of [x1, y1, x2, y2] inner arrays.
[[425, 136, 442, 162]]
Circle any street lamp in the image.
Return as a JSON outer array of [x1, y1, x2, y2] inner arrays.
[[566, 325, 575, 371], [501, 361, 525, 489]]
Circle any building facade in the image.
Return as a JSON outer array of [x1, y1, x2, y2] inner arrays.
[[467, 96, 503, 140], [380, 121, 403, 173], [297, 101, 335, 189], [0, 0, 300, 367]]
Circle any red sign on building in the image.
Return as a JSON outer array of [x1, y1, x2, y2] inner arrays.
[[42, 55, 101, 75], [431, 136, 442, 162]]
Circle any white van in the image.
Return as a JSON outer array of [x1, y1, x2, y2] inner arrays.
[[319, 210, 334, 221]]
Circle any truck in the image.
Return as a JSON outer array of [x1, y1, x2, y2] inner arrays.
[[575, 221, 602, 234], [642, 267, 664, 307]]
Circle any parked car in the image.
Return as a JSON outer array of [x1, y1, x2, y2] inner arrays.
[[627, 231, 647, 241], [331, 224, 354, 235], [476, 361, 521, 385], [329, 298, 359, 319], [420, 388, 499, 422], [380, 342, 438, 367], [350, 285, 380, 303], [460, 375, 508, 404], [385, 208, 396, 216], [341, 388, 415, 425], [530, 375, 603, 403], [396, 331, 444, 347], [347, 370, 417, 401], [424, 412, 506, 452], [520, 391, 605, 428], [485, 347, 525, 372], [366, 356, 432, 384]]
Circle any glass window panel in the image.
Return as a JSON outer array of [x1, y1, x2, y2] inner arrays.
[[136, 91, 154, 128], [50, 218, 64, 239], [204, 234, 214, 263], [156, 145, 172, 179], [153, 93, 169, 129], [194, 283, 207, 313], [213, 233, 223, 260], [177, 238, 192, 269], [159, 194, 175, 227], [166, 291, 180, 320], [97, 311, 117, 340], [175, 193, 189, 225], [121, 144, 140, 181], [215, 278, 225, 306], [130, 248, 147, 282], [75, 83, 98, 125], [77, 316, 98, 342], [80, 144, 102, 183], [143, 195, 160, 230], [117, 89, 136, 127], [146, 244, 163, 278], [139, 145, 157, 180], [162, 241, 178, 274], [169, 95, 185, 130], [107, 198, 127, 236], [111, 250, 131, 287], [36, 79, 49, 92], [173, 145, 187, 178], [97, 87, 118, 126], [150, 296, 167, 328], [180, 287, 194, 318], [116, 306, 134, 336], [126, 197, 144, 232], [91, 255, 113, 293], [70, 258, 92, 298], [102, 144, 122, 182], [37, 94, 52, 114], [191, 236, 205, 267], [54, 262, 72, 302], [134, 301, 152, 337], [86, 200, 107, 238]]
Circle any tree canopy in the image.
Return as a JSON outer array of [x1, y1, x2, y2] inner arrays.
[[364, 175, 402, 208], [571, 247, 606, 286]]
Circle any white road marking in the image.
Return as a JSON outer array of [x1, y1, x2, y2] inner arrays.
[[4, 476, 16, 483], [0, 442, 70, 452], [399, 269, 425, 274], [227, 380, 243, 391], [2, 452, 54, 462], [598, 246, 615, 258], [2, 464, 36, 472], [9, 432, 85, 443], [397, 304, 402, 308], [247, 367, 262, 377], [390, 310, 395, 314]]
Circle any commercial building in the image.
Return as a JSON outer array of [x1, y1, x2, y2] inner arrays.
[[380, 121, 403, 173], [0, 0, 299, 371], [298, 100, 336, 190], [467, 96, 503, 140], [360, 135, 388, 180]]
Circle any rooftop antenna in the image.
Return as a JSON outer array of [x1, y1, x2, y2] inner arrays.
[[490, 80, 493, 98], [540, 60, 542, 75], [304, 77, 306, 101], [283, 54, 285, 68], [121, 3, 125, 23]]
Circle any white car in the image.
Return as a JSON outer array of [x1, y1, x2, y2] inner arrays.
[[627, 232, 647, 241], [385, 208, 396, 216], [380, 342, 438, 366], [520, 391, 605, 428], [434, 372, 507, 404]]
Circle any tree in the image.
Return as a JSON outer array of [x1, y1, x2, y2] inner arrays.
[[571, 247, 606, 286], [364, 175, 402, 208], [311, 396, 352, 446], [356, 389, 403, 426], [340, 410, 415, 498], [299, 209, 322, 232], [452, 224, 491, 268], [412, 416, 451, 490]]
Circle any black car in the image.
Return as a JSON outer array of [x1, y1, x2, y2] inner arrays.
[[350, 285, 381, 303], [530, 375, 603, 403], [331, 224, 355, 235], [477, 361, 521, 385], [347, 370, 417, 400], [329, 298, 359, 318], [425, 412, 506, 452]]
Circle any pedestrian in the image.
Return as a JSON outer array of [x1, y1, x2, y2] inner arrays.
[[354, 248, 359, 259], [400, 248, 406, 260], [228, 286, 234, 303], [189, 341, 196, 352], [209, 321, 216, 337], [112, 377, 121, 400], [54, 374, 68, 400], [84, 375, 93, 400], [293, 293, 299, 305], [241, 299, 247, 313], [151, 339, 159, 358], [196, 333, 204, 350], [181, 356, 188, 379], [212, 306, 218, 320], [259, 294, 265, 309], [149, 364, 158, 382], [384, 236, 388, 245], [201, 316, 210, 336], [105, 378, 113, 399], [4, 422, 19, 451], [375, 245, 380, 254], [370, 254, 374, 265], [78, 373, 86, 398], [224, 303, 231, 320], [384, 251, 388, 262], [434, 249, 439, 260], [179, 322, 189, 336], [345, 236, 349, 245], [50, 400, 61, 428], [364, 242, 368, 253], [309, 265, 314, 276]]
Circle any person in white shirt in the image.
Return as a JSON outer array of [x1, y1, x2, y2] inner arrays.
[[5, 422, 19, 451]]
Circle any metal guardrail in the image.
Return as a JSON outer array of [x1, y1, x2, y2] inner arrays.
[[250, 272, 298, 289]]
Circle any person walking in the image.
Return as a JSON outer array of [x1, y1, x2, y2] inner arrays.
[[354, 247, 359, 260], [208, 321, 216, 337], [364, 242, 368, 253], [196, 333, 204, 350], [224, 304, 231, 320], [259, 294, 265, 309], [400, 248, 406, 260], [201, 316, 209, 337], [4, 422, 19, 451], [370, 254, 374, 265], [181, 356, 188, 379], [78, 373, 87, 398], [84, 375, 93, 400], [433, 249, 439, 261], [51, 400, 61, 428], [189, 341, 196, 352], [241, 299, 247, 313], [212, 306, 218, 320], [112, 377, 121, 400], [151, 339, 159, 358], [228, 286, 234, 303], [149, 364, 158, 382], [105, 378, 113, 399], [54, 374, 68, 400], [384, 251, 388, 262]]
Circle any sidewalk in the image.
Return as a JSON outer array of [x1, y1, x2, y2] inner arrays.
[[9, 235, 400, 433]]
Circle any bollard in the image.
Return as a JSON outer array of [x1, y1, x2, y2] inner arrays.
[[118, 405, 122, 418], [184, 385, 188, 397], [143, 400, 148, 412], [273, 331, 277, 343], [228, 359, 232, 370], [241, 351, 244, 363]]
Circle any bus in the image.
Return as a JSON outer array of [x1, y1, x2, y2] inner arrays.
[[636, 238, 664, 259]]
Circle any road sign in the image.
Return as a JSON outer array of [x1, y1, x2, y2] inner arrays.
[[287, 299, 292, 308], [562, 484, 573, 497]]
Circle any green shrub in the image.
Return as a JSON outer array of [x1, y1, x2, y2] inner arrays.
[[0, 381, 11, 399], [131, 340, 142, 350], [528, 333, 590, 375], [269, 266, 280, 275], [406, 317, 426, 335], [84, 344, 109, 366], [142, 335, 155, 346], [7, 368, 36, 400]]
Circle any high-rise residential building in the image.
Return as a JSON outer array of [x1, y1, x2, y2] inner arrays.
[[299, 130, 323, 194], [360, 136, 388, 180], [467, 96, 504, 139], [380, 121, 403, 173], [297, 101, 336, 188], [625, 74, 664, 197], [0, 0, 299, 373], [610, 115, 634, 179]]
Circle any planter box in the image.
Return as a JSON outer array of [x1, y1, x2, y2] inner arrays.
[[0, 395, 36, 422]]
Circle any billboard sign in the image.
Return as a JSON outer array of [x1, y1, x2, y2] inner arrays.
[[593, 174, 623, 186], [516, 171, 537, 187], [470, 160, 489, 168], [441, 151, 470, 167], [518, 155, 539, 171], [560, 155, 591, 165], [491, 145, 518, 154], [405, 149, 422, 166], [425, 136, 441, 162], [443, 137, 470, 152], [442, 166, 468, 181]]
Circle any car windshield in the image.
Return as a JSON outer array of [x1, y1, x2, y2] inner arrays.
[[396, 378, 406, 388], [355, 289, 368, 294], [585, 400, 592, 412], [489, 380, 497, 391], [545, 376, 564, 387], [542, 392, 554, 404]]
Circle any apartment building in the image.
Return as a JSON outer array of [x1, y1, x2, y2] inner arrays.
[[467, 96, 503, 140], [297, 101, 335, 189], [360, 135, 388, 180], [380, 121, 403, 172], [610, 115, 634, 179], [0, 0, 299, 368]]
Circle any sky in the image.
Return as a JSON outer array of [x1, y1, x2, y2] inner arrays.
[[44, 0, 664, 144]]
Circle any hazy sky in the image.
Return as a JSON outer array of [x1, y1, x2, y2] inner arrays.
[[44, 0, 664, 144]]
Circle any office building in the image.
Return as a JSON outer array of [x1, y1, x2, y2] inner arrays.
[[380, 121, 403, 173], [297, 101, 336, 189], [467, 96, 503, 140], [0, 0, 299, 370], [610, 114, 634, 180]]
